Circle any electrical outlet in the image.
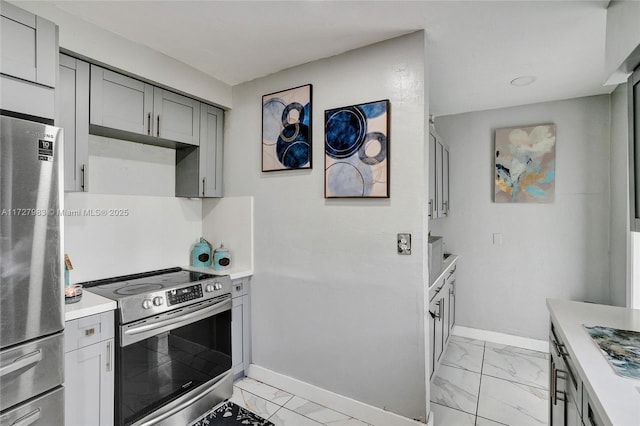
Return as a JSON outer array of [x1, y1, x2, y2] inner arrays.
[[397, 233, 411, 255]]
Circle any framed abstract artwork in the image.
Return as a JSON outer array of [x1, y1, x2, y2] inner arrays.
[[494, 123, 556, 203], [324, 99, 390, 198], [262, 84, 312, 171]]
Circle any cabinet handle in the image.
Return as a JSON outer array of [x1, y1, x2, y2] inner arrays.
[[80, 164, 86, 192], [85, 327, 95, 336], [202, 178, 206, 197], [157, 115, 160, 137], [147, 113, 151, 135], [449, 283, 455, 295], [443, 201, 449, 216], [235, 283, 243, 292], [428, 199, 433, 218], [429, 300, 442, 319], [106, 341, 112, 372]]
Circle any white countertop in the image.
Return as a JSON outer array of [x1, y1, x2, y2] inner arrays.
[[64, 290, 117, 322], [182, 265, 253, 281], [546, 299, 640, 426], [428, 254, 459, 293]]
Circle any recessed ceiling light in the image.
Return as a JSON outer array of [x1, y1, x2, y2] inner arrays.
[[510, 76, 537, 87]]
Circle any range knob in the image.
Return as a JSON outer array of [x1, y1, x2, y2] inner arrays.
[[142, 299, 152, 309], [204, 283, 215, 293], [214, 282, 223, 291], [153, 296, 164, 306]]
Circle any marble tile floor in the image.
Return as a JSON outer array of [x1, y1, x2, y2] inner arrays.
[[216, 335, 549, 426], [229, 377, 372, 426], [431, 336, 550, 426]]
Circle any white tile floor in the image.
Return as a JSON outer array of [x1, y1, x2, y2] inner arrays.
[[230, 377, 371, 426], [227, 335, 550, 426], [431, 336, 549, 426]]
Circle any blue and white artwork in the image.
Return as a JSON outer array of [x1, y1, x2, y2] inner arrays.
[[495, 124, 556, 203], [584, 325, 640, 379], [324, 100, 389, 198], [262, 84, 312, 171]]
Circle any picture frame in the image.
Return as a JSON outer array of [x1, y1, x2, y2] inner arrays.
[[262, 84, 312, 171], [324, 99, 390, 198], [494, 123, 556, 203]]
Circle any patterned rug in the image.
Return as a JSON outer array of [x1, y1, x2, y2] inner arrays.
[[193, 401, 274, 426]]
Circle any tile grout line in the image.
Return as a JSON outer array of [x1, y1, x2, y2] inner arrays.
[[475, 341, 486, 423]]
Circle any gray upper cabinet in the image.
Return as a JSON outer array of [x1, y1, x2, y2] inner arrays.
[[428, 132, 437, 219], [90, 65, 153, 135], [176, 104, 224, 198], [154, 88, 200, 145], [58, 54, 89, 192], [0, 1, 57, 87], [0, 0, 57, 119], [200, 104, 223, 197], [429, 127, 450, 219], [90, 64, 200, 147]]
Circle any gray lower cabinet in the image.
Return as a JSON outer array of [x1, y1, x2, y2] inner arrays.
[[0, 0, 57, 119], [64, 311, 114, 426], [58, 54, 89, 192], [231, 278, 251, 380], [428, 262, 456, 379]]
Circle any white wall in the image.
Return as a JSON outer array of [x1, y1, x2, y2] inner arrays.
[[609, 84, 630, 307], [431, 95, 611, 341], [11, 1, 232, 108], [64, 193, 202, 283], [224, 32, 428, 420]]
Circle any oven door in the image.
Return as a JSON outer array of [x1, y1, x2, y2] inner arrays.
[[117, 295, 232, 426]]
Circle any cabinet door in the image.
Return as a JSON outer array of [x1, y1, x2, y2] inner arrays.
[[58, 54, 89, 192], [428, 132, 437, 219], [64, 339, 114, 426], [435, 137, 444, 218], [442, 285, 451, 344], [90, 65, 153, 135], [232, 296, 245, 377], [448, 278, 456, 332], [0, 2, 57, 87], [429, 296, 444, 369], [199, 104, 224, 197], [442, 145, 450, 217], [153, 88, 200, 145]]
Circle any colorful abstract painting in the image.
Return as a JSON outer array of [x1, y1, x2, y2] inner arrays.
[[262, 84, 312, 171], [324, 100, 390, 198], [494, 124, 556, 203], [584, 325, 640, 379]]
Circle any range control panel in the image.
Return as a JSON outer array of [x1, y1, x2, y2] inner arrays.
[[166, 284, 203, 306]]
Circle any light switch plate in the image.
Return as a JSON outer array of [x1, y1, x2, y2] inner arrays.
[[397, 233, 411, 255]]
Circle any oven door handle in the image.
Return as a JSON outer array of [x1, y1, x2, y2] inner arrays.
[[124, 298, 230, 338], [133, 371, 232, 426]]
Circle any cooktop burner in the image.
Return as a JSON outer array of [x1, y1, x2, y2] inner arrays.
[[82, 267, 219, 300], [82, 267, 232, 323]]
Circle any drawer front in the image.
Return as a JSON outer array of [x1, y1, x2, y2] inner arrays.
[[65, 311, 114, 352], [232, 278, 249, 298], [0, 333, 64, 412], [0, 386, 64, 426]]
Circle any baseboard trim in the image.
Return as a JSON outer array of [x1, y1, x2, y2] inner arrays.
[[452, 325, 549, 353], [246, 364, 425, 426]]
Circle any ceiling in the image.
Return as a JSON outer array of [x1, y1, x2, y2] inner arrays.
[[26, 0, 616, 116]]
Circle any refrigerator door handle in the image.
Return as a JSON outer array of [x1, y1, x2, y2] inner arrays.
[[0, 350, 42, 377]]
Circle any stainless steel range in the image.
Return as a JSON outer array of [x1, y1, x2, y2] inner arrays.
[[84, 267, 233, 426]]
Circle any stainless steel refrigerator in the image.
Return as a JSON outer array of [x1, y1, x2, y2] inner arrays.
[[0, 115, 64, 425]]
